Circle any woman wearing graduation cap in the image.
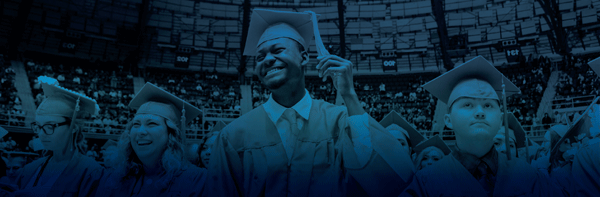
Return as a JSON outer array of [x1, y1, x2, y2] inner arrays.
[[413, 136, 451, 171], [11, 76, 104, 196], [96, 83, 207, 196], [379, 110, 425, 158]]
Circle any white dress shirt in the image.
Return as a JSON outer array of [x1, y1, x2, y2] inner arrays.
[[263, 89, 373, 165]]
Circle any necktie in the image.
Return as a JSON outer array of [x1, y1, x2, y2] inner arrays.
[[280, 108, 300, 163], [474, 161, 495, 196]]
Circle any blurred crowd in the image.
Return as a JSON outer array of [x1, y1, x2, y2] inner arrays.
[[555, 56, 600, 99]]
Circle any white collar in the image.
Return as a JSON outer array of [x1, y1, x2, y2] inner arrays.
[[263, 89, 312, 124]]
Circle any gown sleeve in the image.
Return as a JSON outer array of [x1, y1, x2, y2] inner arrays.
[[203, 131, 244, 197], [340, 111, 415, 196], [571, 142, 600, 196], [345, 112, 373, 167]]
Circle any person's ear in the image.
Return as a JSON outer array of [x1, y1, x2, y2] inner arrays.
[[300, 50, 309, 66], [444, 114, 453, 129]]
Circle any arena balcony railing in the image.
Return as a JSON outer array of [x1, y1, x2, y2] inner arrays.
[[203, 108, 241, 119], [0, 111, 27, 127], [552, 95, 596, 110], [184, 128, 211, 140], [0, 112, 555, 143], [0, 107, 241, 140], [441, 123, 555, 141]]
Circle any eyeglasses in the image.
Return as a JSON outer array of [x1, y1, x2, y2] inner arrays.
[[31, 120, 71, 135]]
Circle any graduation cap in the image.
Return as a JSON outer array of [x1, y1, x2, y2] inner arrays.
[[588, 56, 600, 76], [36, 76, 100, 119], [129, 82, 202, 131], [550, 96, 600, 164], [244, 9, 328, 57], [379, 110, 425, 148], [210, 121, 227, 133], [102, 140, 118, 150], [413, 135, 451, 156], [422, 56, 520, 108], [549, 124, 569, 138]]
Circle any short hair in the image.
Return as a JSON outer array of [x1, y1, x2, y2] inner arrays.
[[290, 39, 306, 54]]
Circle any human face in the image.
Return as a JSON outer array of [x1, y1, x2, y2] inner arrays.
[[493, 133, 517, 157], [255, 38, 307, 91], [419, 148, 443, 169], [200, 135, 217, 168], [34, 115, 71, 151], [130, 114, 169, 165], [445, 98, 503, 143], [6, 157, 26, 179], [389, 130, 410, 155]]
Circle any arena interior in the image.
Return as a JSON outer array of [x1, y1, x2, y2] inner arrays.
[[0, 0, 599, 174]]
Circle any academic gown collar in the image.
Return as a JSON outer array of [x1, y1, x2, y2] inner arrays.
[[452, 146, 499, 177], [263, 89, 312, 123]]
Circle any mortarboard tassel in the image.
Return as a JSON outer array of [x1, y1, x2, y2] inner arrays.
[[70, 97, 81, 152], [181, 101, 186, 133], [305, 11, 329, 58], [306, 10, 344, 104], [525, 136, 530, 163], [502, 78, 512, 160], [70, 97, 81, 129]]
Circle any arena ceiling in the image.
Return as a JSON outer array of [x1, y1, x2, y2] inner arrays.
[[1, 0, 599, 76]]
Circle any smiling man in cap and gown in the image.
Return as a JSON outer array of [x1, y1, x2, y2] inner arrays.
[[400, 56, 561, 197], [12, 76, 104, 196], [204, 9, 415, 197]]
